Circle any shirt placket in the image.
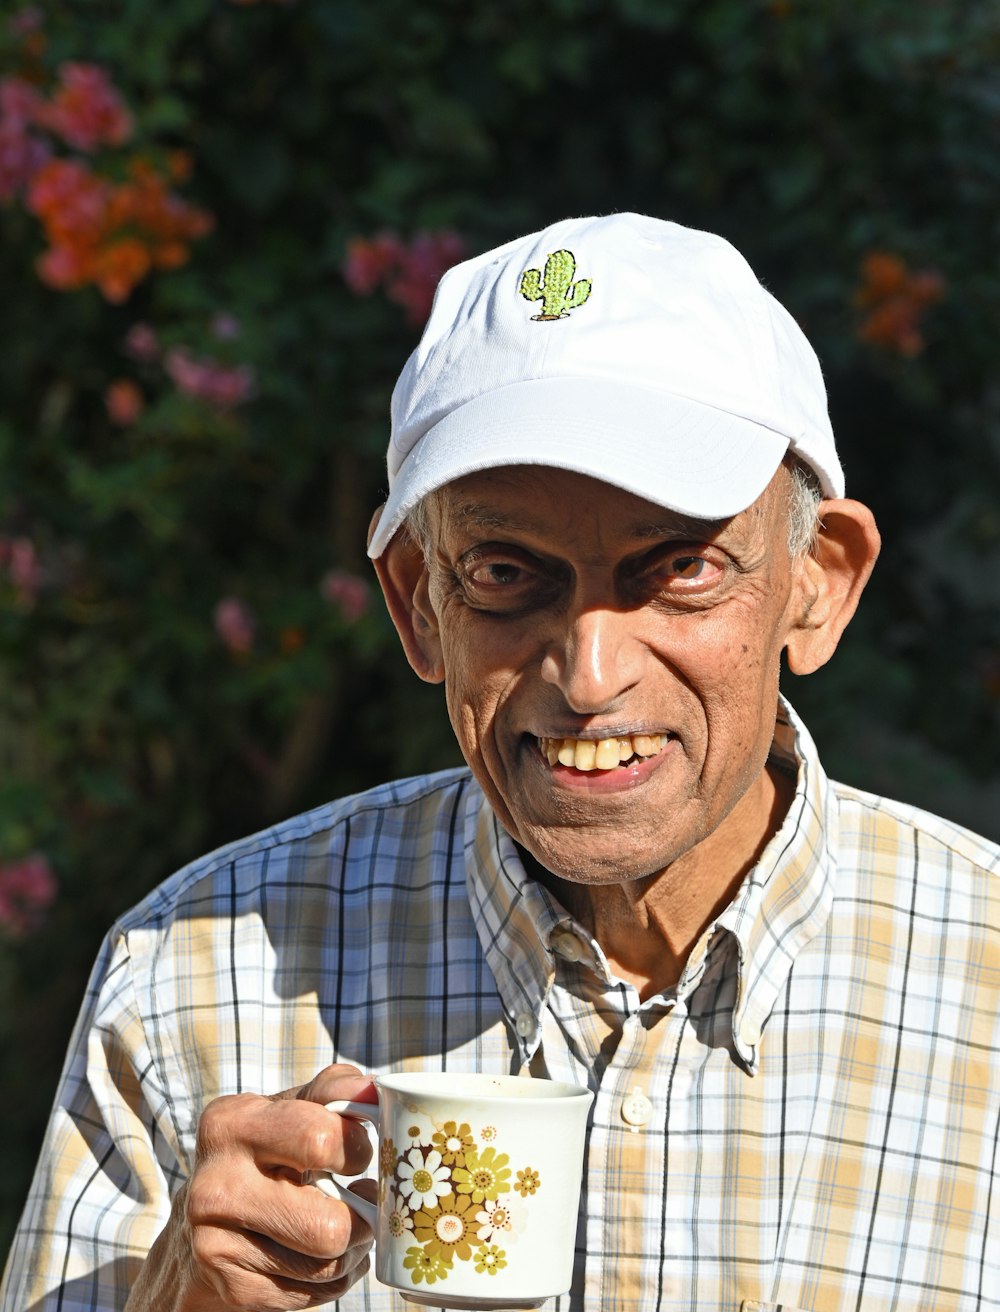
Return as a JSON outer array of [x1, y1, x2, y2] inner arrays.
[[581, 993, 692, 1312]]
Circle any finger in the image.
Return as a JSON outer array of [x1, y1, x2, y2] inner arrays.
[[292, 1064, 378, 1109], [197, 1093, 373, 1177], [195, 1231, 371, 1312], [268, 1253, 371, 1309], [189, 1163, 374, 1260]]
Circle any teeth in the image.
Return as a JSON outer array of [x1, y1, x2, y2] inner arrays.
[[539, 733, 670, 772]]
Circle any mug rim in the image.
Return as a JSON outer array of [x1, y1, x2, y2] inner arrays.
[[375, 1071, 591, 1102]]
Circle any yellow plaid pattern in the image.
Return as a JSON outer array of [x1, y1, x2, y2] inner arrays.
[[3, 702, 998, 1311]]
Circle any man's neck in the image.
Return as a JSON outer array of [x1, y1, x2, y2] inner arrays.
[[524, 762, 796, 1001]]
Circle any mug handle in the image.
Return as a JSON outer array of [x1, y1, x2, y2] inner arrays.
[[308, 1099, 381, 1228]]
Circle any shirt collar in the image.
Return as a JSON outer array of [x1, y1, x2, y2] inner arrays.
[[714, 698, 839, 1071], [464, 697, 839, 1073]]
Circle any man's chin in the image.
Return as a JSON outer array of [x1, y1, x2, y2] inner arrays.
[[515, 830, 677, 889]]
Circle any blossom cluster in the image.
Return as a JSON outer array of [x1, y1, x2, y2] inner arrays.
[[0, 34, 212, 302], [344, 228, 466, 326], [0, 854, 57, 939], [106, 319, 257, 425], [26, 152, 212, 304], [380, 1116, 542, 1289], [855, 250, 945, 357]]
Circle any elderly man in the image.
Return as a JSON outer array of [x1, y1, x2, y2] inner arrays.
[[4, 214, 998, 1312]]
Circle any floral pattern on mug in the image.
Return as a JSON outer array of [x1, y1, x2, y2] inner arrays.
[[386, 1190, 414, 1239], [397, 1146, 452, 1208], [432, 1120, 475, 1165], [383, 1114, 541, 1288], [452, 1146, 511, 1204], [475, 1244, 507, 1275], [514, 1166, 541, 1197], [403, 1246, 451, 1285], [475, 1197, 514, 1242]]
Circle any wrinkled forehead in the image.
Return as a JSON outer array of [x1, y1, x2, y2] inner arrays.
[[424, 463, 789, 550]]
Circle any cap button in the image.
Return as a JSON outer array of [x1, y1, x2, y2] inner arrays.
[[621, 1086, 653, 1129]]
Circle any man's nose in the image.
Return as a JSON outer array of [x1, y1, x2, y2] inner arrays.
[[539, 605, 642, 714]]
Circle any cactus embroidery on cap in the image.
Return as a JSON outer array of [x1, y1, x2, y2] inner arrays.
[[518, 249, 592, 320]]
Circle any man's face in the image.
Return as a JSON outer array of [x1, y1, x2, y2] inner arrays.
[[416, 464, 810, 887]]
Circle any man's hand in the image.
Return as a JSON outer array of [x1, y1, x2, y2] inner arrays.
[[125, 1065, 377, 1311]]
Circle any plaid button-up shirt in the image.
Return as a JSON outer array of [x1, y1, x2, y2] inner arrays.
[[4, 702, 999, 1312]]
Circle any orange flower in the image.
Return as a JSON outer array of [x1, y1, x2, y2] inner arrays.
[[104, 378, 144, 425], [855, 250, 945, 357], [94, 238, 151, 303], [279, 625, 305, 653], [26, 155, 212, 302]]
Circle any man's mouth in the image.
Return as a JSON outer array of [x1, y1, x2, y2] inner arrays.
[[537, 733, 671, 772]]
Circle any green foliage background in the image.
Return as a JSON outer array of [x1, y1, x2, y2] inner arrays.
[[3, 0, 1000, 1256]]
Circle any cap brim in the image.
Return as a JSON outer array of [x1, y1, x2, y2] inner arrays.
[[368, 375, 791, 557]]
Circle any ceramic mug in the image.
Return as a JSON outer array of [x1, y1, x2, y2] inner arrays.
[[313, 1071, 593, 1309]]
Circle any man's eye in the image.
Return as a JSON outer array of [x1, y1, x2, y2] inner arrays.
[[670, 556, 707, 579], [469, 562, 526, 587], [641, 548, 723, 591]]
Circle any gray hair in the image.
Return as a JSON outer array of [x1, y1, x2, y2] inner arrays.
[[784, 454, 823, 559], [403, 456, 824, 563]]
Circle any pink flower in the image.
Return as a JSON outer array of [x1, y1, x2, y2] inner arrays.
[[26, 156, 109, 232], [105, 378, 144, 425], [8, 7, 44, 39], [165, 347, 255, 409], [321, 568, 370, 623], [210, 311, 241, 341], [214, 596, 256, 654], [0, 75, 44, 128], [40, 62, 133, 152], [0, 535, 42, 604], [343, 231, 406, 296], [343, 228, 465, 326], [122, 321, 160, 362], [0, 854, 57, 939], [386, 230, 466, 325], [0, 77, 50, 202]]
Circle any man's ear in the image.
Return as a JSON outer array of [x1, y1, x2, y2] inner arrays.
[[369, 506, 445, 684], [785, 499, 881, 675]]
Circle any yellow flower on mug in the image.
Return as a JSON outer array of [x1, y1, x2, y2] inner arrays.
[[379, 1136, 398, 1176], [474, 1244, 507, 1275], [452, 1147, 512, 1203], [403, 1246, 451, 1285], [432, 1120, 475, 1165], [514, 1166, 541, 1197], [413, 1192, 476, 1262]]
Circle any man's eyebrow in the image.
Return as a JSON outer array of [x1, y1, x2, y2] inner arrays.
[[452, 501, 730, 542], [629, 514, 730, 541]]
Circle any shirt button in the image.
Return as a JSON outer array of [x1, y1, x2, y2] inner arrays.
[[551, 931, 584, 962], [514, 1012, 534, 1037], [621, 1086, 653, 1128]]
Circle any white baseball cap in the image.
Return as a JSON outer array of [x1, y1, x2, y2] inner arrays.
[[367, 212, 843, 558]]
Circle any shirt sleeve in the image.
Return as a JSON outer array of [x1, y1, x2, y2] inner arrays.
[[1, 927, 188, 1311]]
